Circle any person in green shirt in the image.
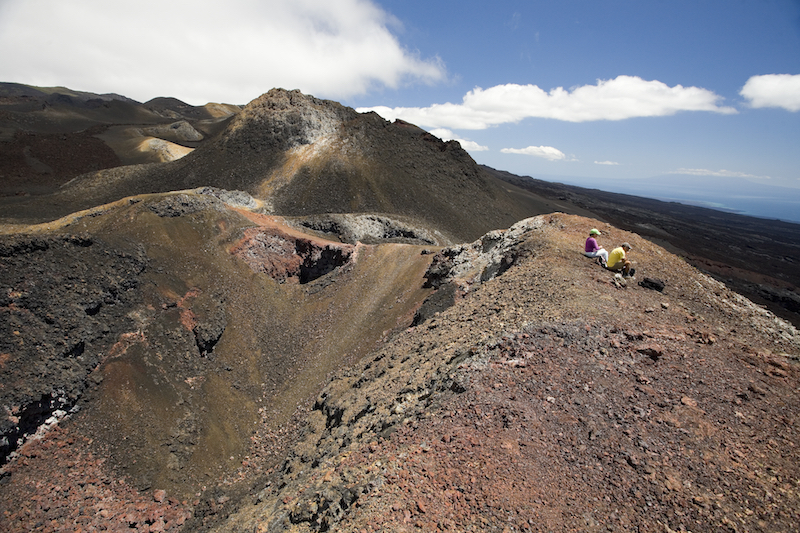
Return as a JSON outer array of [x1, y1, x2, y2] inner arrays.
[[606, 242, 635, 277]]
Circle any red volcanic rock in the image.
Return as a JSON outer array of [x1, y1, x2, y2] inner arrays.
[[0, 426, 191, 532], [230, 225, 353, 284]]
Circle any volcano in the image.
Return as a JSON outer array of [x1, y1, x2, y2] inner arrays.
[[1, 84, 798, 533]]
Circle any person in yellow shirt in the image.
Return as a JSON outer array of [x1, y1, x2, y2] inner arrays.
[[606, 242, 634, 277]]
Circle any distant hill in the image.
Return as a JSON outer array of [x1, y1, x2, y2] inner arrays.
[[2, 88, 549, 243], [0, 82, 240, 191], [0, 82, 137, 104]]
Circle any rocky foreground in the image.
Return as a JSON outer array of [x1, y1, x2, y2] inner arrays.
[[2, 213, 798, 533]]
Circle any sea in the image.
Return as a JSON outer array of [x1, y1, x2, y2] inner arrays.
[[534, 174, 800, 225]]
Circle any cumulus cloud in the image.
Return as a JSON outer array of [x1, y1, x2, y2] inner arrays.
[[501, 146, 567, 161], [428, 128, 488, 152], [740, 74, 800, 112], [455, 140, 489, 152], [359, 75, 737, 129], [594, 161, 619, 166], [668, 168, 771, 179], [428, 128, 455, 140], [0, 0, 445, 105]]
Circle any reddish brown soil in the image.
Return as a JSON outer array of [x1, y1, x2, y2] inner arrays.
[[1, 215, 798, 533], [0, 426, 191, 532], [337, 324, 798, 532], [226, 214, 800, 533], [3, 214, 799, 533]]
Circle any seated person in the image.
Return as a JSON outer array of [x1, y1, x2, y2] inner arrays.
[[584, 228, 609, 266], [606, 242, 635, 277]]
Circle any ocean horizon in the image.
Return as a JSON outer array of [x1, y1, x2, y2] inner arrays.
[[532, 174, 800, 225]]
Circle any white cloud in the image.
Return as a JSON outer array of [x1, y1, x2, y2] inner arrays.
[[668, 168, 771, 179], [428, 128, 488, 152], [594, 160, 619, 166], [455, 140, 489, 152], [741, 74, 800, 112], [428, 128, 455, 139], [456, 139, 489, 152], [359, 75, 737, 129], [0, 0, 445, 105], [501, 146, 566, 161]]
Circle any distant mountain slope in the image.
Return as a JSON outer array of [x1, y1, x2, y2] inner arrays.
[[524, 171, 800, 224], [0, 82, 168, 133], [2, 89, 558, 243], [0, 83, 240, 193], [0, 82, 138, 105]]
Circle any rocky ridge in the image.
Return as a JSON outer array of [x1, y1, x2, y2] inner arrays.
[[485, 167, 800, 329], [1, 199, 798, 533], [213, 213, 800, 533]]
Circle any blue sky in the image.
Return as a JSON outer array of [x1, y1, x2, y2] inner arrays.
[[1, 0, 799, 220]]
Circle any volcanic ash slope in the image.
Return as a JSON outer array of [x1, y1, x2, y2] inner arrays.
[[217, 213, 800, 533], [1, 206, 798, 533], [0, 190, 437, 529]]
